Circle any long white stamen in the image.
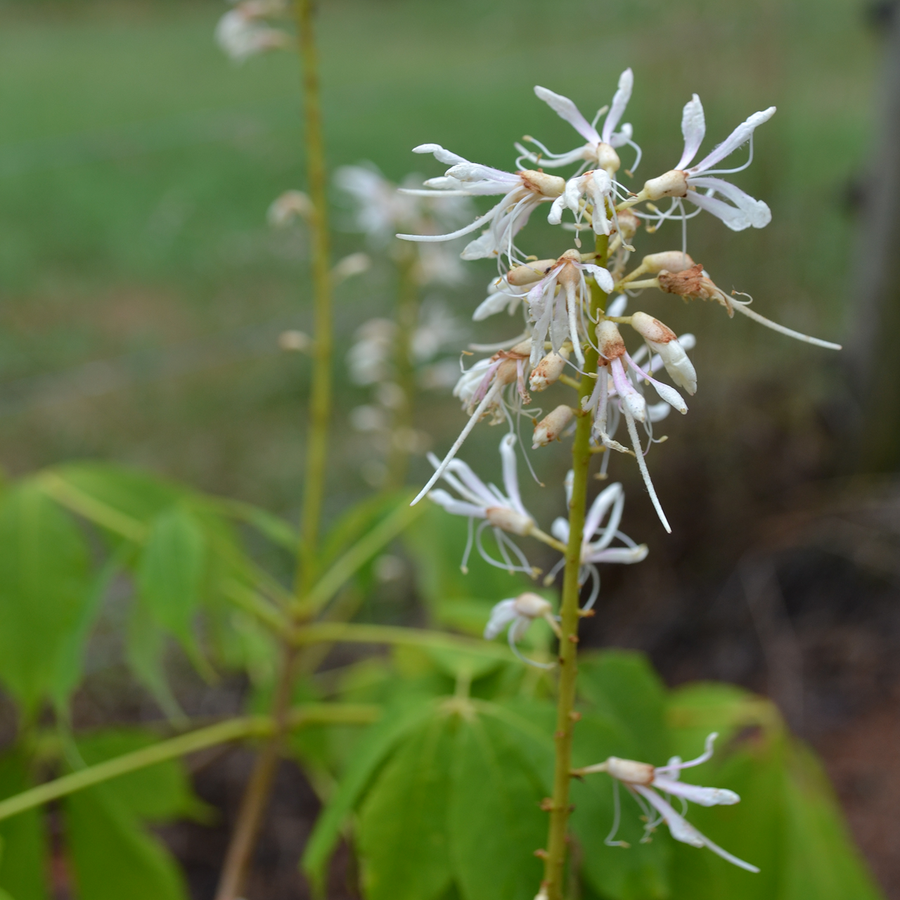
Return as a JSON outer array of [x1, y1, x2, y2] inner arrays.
[[412, 381, 502, 505], [730, 301, 842, 350], [624, 410, 671, 533]]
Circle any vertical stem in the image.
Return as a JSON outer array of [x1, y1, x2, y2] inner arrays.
[[215, 2, 332, 896], [542, 235, 608, 900], [386, 250, 420, 489], [296, 0, 333, 585]]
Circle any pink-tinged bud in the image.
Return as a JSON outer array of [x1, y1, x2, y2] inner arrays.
[[513, 592, 552, 619], [642, 169, 689, 201], [529, 349, 570, 392], [533, 405, 574, 448], [485, 507, 534, 536], [596, 320, 626, 361], [631, 312, 697, 395], [630, 311, 677, 345], [641, 251, 695, 275], [596, 143, 621, 174], [606, 757, 655, 785], [518, 170, 566, 198], [508, 258, 558, 286], [494, 359, 520, 386]]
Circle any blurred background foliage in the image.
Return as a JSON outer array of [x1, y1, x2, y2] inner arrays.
[[1, 0, 899, 896]]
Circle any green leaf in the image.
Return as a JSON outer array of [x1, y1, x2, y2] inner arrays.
[[358, 712, 456, 900], [777, 743, 882, 900], [51, 552, 125, 717], [0, 754, 49, 900], [125, 600, 185, 724], [449, 714, 546, 900], [45, 463, 184, 536], [302, 695, 437, 890], [137, 506, 207, 664], [578, 651, 669, 759], [321, 490, 411, 571], [64, 788, 188, 900], [0, 482, 92, 715]]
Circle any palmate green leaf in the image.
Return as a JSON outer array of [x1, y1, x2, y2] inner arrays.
[[44, 463, 185, 537], [777, 743, 882, 900], [64, 788, 188, 900], [0, 754, 48, 900], [137, 506, 208, 666], [302, 695, 438, 891], [125, 600, 185, 723], [578, 651, 669, 759], [358, 713, 456, 900], [448, 714, 546, 900], [0, 481, 92, 716]]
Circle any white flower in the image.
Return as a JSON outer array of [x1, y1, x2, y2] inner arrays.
[[519, 70, 638, 174], [577, 733, 759, 873], [484, 592, 560, 669], [629, 312, 697, 395], [548, 482, 648, 609], [521, 250, 615, 367], [427, 435, 542, 575], [583, 322, 692, 532], [411, 341, 532, 505], [215, 2, 289, 62], [396, 144, 564, 265], [634, 96, 776, 231]]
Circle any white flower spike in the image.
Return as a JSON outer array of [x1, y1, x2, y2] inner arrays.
[[576, 733, 759, 873]]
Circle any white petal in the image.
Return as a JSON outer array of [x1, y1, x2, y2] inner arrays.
[[484, 599, 518, 639], [602, 68, 634, 145], [534, 86, 600, 144], [652, 776, 740, 806], [690, 107, 776, 173], [677, 94, 706, 170]]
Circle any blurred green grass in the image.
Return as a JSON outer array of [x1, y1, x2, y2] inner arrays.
[[0, 0, 877, 515]]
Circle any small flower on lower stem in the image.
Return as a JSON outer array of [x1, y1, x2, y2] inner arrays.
[[575, 733, 759, 873], [548, 482, 648, 609], [427, 434, 548, 574], [484, 591, 561, 669]]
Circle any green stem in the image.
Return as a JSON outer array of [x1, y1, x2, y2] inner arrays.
[[542, 235, 609, 900], [296, 0, 333, 589], [0, 705, 379, 824], [217, 3, 333, 896], [385, 250, 420, 489]]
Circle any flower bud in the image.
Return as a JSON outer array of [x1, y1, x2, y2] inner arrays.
[[529, 349, 570, 392], [614, 209, 641, 242], [533, 405, 574, 448], [642, 169, 689, 201], [507, 258, 558, 286], [641, 251, 695, 275], [596, 143, 621, 174], [485, 507, 534, 535], [606, 757, 655, 785], [518, 170, 566, 198], [513, 592, 552, 619], [631, 312, 697, 395], [596, 320, 626, 361]]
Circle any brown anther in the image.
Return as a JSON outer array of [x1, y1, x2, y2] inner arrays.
[[568, 710, 582, 722], [578, 608, 596, 618]]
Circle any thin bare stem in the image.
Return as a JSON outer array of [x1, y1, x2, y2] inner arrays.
[[216, 1, 334, 896], [541, 234, 609, 900]]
